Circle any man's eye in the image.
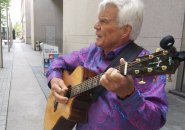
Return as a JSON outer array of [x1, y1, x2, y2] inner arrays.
[[100, 19, 108, 24]]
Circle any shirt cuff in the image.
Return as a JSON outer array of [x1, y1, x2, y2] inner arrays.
[[119, 90, 143, 112], [47, 71, 62, 87]]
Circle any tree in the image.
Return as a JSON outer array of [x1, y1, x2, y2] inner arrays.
[[14, 22, 21, 38], [0, 0, 11, 68]]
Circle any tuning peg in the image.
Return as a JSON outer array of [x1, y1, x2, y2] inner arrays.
[[149, 55, 154, 59], [155, 48, 161, 52], [138, 77, 146, 85], [161, 66, 167, 71], [167, 74, 172, 82], [147, 68, 153, 73], [135, 58, 141, 63], [135, 70, 140, 74], [163, 50, 168, 55]]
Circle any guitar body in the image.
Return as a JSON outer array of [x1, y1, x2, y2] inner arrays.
[[44, 66, 97, 130]]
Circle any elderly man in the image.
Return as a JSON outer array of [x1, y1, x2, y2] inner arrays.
[[46, 0, 168, 129]]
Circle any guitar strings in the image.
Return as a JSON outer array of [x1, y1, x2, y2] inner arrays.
[[69, 52, 165, 96], [68, 52, 165, 97], [68, 52, 166, 97]]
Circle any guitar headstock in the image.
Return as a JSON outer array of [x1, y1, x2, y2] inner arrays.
[[126, 35, 185, 77], [127, 50, 180, 76]]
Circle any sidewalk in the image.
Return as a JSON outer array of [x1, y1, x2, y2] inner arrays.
[[0, 41, 185, 130], [0, 41, 13, 130], [0, 41, 47, 130]]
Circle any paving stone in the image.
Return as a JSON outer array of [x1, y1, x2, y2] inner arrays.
[[32, 66, 50, 99], [0, 43, 13, 130]]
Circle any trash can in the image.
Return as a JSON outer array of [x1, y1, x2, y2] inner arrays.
[[40, 42, 43, 51], [35, 41, 40, 51]]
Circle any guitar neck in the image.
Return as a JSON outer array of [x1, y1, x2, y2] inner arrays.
[[68, 50, 180, 98], [69, 73, 104, 98], [68, 64, 127, 98]]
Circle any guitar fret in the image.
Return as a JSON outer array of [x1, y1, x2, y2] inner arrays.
[[93, 75, 101, 86], [70, 74, 102, 98]]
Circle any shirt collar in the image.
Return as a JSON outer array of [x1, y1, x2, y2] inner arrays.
[[100, 41, 133, 60]]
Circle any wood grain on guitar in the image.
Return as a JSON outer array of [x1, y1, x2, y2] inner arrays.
[[44, 35, 185, 130], [44, 66, 97, 130]]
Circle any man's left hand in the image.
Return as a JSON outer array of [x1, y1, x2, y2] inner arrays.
[[100, 58, 135, 99]]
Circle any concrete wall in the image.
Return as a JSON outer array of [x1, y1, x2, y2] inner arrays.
[[63, 0, 99, 53], [21, 0, 31, 44], [30, 0, 34, 49], [176, 13, 185, 92], [63, 0, 185, 90], [21, 0, 25, 42], [25, 0, 31, 44], [137, 0, 185, 52], [136, 0, 185, 91], [31, 0, 63, 51]]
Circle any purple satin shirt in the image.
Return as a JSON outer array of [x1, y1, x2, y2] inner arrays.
[[46, 43, 168, 130]]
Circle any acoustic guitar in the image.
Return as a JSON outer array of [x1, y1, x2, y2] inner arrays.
[[44, 36, 185, 130]]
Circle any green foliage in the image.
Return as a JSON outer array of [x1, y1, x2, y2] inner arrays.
[[0, 0, 11, 39], [13, 22, 22, 37], [0, 0, 11, 10], [0, 0, 11, 20]]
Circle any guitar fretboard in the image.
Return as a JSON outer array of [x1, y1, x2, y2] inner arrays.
[[69, 64, 126, 97], [68, 50, 175, 98]]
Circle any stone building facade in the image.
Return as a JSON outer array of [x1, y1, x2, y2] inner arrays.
[[21, 0, 185, 93]]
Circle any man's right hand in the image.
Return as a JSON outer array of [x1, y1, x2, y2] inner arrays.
[[50, 77, 69, 104]]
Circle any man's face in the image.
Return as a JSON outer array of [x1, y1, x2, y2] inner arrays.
[[94, 4, 123, 53]]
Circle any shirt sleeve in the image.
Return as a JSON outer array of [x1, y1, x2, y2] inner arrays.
[[46, 45, 90, 87], [117, 75, 168, 130]]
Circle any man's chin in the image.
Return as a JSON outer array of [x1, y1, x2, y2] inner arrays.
[[95, 41, 103, 47]]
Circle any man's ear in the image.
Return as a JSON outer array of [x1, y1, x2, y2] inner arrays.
[[121, 25, 132, 40]]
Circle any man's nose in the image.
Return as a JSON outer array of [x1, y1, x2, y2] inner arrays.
[[94, 22, 101, 30]]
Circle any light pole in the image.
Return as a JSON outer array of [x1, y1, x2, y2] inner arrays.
[[6, 7, 10, 52], [9, 14, 12, 48], [0, 6, 3, 68]]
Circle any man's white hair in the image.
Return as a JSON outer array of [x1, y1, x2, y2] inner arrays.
[[98, 0, 144, 41]]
